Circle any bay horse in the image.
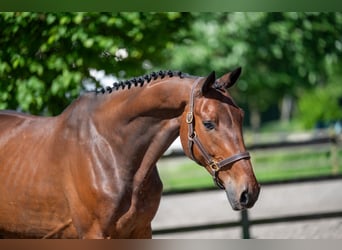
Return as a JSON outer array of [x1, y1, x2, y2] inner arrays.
[[0, 67, 260, 238]]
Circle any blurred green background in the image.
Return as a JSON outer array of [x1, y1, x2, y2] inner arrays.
[[1, 12, 341, 190], [1, 13, 342, 129]]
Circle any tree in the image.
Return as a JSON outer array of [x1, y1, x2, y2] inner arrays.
[[297, 75, 342, 129], [2, 12, 342, 129], [161, 13, 342, 130], [0, 12, 191, 115]]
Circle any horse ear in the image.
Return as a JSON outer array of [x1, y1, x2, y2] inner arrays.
[[217, 67, 242, 89], [200, 71, 216, 94]]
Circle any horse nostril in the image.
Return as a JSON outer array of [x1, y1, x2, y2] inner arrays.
[[240, 190, 249, 206]]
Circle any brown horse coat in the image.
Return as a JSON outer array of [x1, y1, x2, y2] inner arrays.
[[0, 69, 259, 238]]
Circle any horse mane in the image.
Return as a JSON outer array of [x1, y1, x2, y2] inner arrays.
[[95, 70, 189, 95]]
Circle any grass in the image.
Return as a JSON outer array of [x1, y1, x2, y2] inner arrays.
[[251, 146, 341, 182], [257, 119, 305, 133], [157, 119, 342, 192], [157, 145, 342, 192], [157, 158, 216, 191]]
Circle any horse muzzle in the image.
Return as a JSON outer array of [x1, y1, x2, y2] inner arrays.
[[225, 182, 261, 210]]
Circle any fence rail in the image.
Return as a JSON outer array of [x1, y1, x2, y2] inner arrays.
[[153, 132, 342, 238], [163, 131, 341, 157], [153, 207, 342, 237]]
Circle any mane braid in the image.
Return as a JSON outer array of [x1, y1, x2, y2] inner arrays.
[[95, 70, 187, 95]]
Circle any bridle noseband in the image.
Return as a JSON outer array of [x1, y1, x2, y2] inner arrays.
[[186, 77, 251, 189]]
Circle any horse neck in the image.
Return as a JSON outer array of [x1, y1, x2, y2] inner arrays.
[[86, 77, 195, 169]]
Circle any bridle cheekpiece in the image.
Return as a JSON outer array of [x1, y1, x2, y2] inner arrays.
[[186, 77, 251, 189]]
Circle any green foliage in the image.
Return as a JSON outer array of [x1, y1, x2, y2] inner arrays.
[[160, 13, 342, 126], [1, 12, 342, 129], [0, 12, 191, 115], [297, 76, 342, 129]]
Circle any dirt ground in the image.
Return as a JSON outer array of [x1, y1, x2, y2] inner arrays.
[[152, 179, 342, 239]]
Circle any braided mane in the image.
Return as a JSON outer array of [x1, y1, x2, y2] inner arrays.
[[95, 70, 188, 94]]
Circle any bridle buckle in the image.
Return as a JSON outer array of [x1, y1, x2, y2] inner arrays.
[[209, 161, 219, 172], [186, 112, 193, 124]]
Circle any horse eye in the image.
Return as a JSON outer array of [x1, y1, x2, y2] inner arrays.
[[203, 121, 215, 130]]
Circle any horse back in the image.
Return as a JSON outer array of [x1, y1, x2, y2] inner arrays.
[[0, 110, 75, 237], [0, 109, 67, 190]]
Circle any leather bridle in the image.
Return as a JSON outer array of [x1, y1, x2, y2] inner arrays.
[[186, 77, 251, 189]]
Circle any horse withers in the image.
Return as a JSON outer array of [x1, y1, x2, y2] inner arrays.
[[0, 68, 259, 238]]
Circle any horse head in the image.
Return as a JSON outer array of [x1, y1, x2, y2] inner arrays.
[[180, 67, 260, 210]]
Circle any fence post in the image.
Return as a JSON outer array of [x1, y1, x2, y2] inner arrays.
[[330, 136, 339, 175], [240, 209, 250, 239]]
